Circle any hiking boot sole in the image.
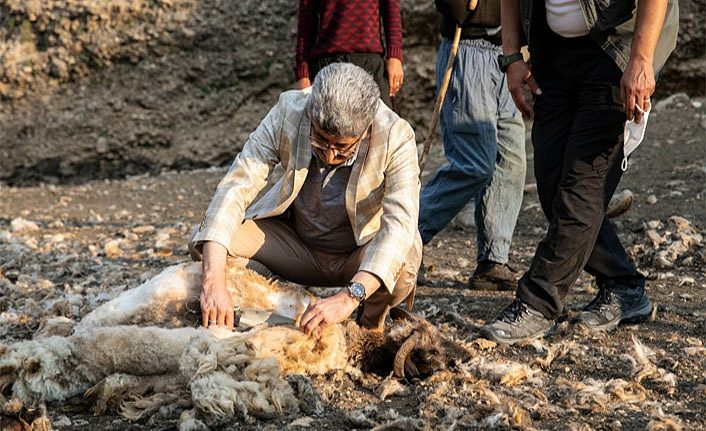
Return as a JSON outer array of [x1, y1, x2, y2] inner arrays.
[[479, 323, 555, 346]]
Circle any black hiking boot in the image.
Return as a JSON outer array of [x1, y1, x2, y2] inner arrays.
[[574, 283, 653, 332], [479, 299, 555, 345], [468, 261, 519, 291], [416, 260, 428, 286]]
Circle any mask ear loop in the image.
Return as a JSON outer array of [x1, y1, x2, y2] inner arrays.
[[621, 102, 650, 172]]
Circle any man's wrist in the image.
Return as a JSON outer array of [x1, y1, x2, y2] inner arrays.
[[336, 289, 360, 309], [628, 53, 653, 65], [498, 52, 524, 72]]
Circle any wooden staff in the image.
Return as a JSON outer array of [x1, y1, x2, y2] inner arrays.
[[419, 0, 478, 176]]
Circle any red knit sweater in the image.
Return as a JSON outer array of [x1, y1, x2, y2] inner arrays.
[[295, 0, 403, 80]]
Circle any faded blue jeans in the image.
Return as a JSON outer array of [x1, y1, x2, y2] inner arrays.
[[418, 38, 526, 264]]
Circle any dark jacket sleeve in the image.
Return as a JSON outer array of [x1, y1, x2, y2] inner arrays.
[[380, 0, 404, 60], [435, 0, 471, 25], [294, 0, 317, 80]]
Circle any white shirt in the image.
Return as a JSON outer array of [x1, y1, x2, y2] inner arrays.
[[546, 0, 590, 37]]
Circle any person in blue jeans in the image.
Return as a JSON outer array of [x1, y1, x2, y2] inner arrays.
[[418, 0, 526, 290]]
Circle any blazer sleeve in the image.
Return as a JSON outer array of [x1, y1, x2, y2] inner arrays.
[[358, 119, 420, 292], [191, 95, 286, 255]]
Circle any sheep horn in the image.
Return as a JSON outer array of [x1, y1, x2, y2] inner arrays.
[[393, 332, 421, 378]]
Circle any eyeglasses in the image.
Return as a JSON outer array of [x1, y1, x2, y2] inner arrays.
[[310, 124, 368, 159]]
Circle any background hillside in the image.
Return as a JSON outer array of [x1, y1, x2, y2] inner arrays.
[[1, 0, 703, 184]]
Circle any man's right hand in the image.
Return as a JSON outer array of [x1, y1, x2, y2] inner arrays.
[[506, 60, 542, 118], [296, 77, 311, 89], [200, 241, 234, 329], [200, 282, 235, 329]]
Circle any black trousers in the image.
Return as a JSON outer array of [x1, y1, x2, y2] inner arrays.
[[517, 31, 645, 319], [309, 52, 393, 109]]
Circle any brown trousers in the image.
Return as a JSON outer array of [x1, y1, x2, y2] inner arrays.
[[190, 218, 421, 329]]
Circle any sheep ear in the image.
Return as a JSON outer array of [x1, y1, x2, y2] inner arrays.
[[404, 358, 419, 379], [0, 373, 14, 394], [389, 306, 415, 322], [0, 345, 19, 385], [24, 358, 42, 375]]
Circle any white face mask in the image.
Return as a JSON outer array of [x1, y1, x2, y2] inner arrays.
[[621, 102, 651, 171]]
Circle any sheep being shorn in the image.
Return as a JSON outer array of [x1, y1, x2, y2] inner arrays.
[[0, 262, 468, 425]]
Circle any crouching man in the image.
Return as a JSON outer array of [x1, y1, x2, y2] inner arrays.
[[189, 63, 422, 335]]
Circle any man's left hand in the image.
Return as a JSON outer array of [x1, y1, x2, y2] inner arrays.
[[621, 57, 655, 123], [386, 58, 404, 97], [299, 290, 359, 337]]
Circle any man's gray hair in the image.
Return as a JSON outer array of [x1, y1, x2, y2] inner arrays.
[[307, 63, 380, 137]]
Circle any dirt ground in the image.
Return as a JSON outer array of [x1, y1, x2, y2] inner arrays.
[[1, 0, 705, 430], [1, 96, 705, 430]]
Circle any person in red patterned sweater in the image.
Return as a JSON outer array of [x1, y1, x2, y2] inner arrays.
[[294, 0, 404, 108]]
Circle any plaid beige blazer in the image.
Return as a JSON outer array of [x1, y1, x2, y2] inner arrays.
[[193, 89, 420, 291]]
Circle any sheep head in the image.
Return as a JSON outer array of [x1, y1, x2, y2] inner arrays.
[[387, 313, 469, 379], [1, 338, 85, 405], [345, 308, 470, 380], [0, 343, 19, 398]]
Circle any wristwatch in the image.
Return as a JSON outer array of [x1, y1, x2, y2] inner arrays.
[[497, 53, 524, 72], [346, 282, 366, 303]]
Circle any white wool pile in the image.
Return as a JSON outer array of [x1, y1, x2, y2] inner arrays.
[[1, 326, 301, 425], [179, 334, 299, 424], [10, 218, 40, 233], [469, 357, 537, 387], [646, 406, 684, 430], [178, 409, 210, 431], [555, 377, 648, 411], [630, 336, 678, 392]]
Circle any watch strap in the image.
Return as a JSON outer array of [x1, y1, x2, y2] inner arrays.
[[498, 52, 524, 72]]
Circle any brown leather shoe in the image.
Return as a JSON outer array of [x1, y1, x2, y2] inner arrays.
[[606, 189, 634, 218], [468, 261, 519, 291]]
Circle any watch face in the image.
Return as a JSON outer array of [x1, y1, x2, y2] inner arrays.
[[349, 283, 366, 301]]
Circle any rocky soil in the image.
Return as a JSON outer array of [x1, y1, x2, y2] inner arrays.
[[1, 0, 705, 430]]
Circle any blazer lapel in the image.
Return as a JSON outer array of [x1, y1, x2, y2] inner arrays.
[[276, 111, 311, 201], [293, 111, 312, 186], [346, 125, 373, 234]]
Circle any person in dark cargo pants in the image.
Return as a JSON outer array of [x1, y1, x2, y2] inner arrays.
[[480, 0, 679, 344]]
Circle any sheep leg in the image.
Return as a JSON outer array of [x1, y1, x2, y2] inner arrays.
[[77, 260, 317, 331]]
